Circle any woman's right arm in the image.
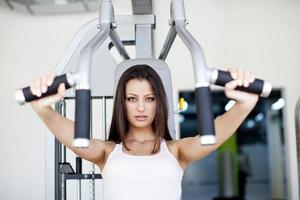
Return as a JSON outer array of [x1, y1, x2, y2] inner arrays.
[[30, 73, 106, 166]]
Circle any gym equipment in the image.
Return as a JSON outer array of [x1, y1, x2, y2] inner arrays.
[[55, 97, 105, 200], [15, 0, 272, 147], [14, 0, 273, 199], [295, 97, 300, 189]]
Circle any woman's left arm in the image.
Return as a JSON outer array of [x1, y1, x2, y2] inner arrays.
[[177, 68, 259, 168]]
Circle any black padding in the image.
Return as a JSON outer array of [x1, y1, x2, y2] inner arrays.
[[23, 74, 72, 102], [76, 157, 82, 174], [215, 70, 264, 95], [195, 87, 215, 137], [74, 90, 91, 140]]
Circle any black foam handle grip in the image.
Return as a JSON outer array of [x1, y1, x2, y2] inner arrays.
[[22, 74, 72, 103], [195, 87, 216, 139], [74, 89, 91, 141], [215, 70, 266, 95]]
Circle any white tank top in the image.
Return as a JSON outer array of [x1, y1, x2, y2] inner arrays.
[[101, 139, 184, 200]]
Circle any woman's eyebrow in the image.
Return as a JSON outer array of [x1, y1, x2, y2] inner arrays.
[[126, 93, 154, 97], [144, 94, 154, 97], [126, 93, 138, 96]]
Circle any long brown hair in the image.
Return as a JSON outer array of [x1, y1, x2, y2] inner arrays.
[[108, 65, 173, 153]]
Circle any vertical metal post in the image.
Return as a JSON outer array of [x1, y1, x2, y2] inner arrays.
[[132, 0, 154, 58], [76, 157, 82, 200], [135, 24, 154, 58], [60, 173, 66, 200], [89, 99, 95, 200], [55, 138, 60, 200], [265, 101, 285, 199], [77, 177, 82, 200], [102, 97, 107, 140], [55, 101, 66, 200], [89, 165, 96, 200], [62, 100, 67, 162], [295, 97, 300, 198]]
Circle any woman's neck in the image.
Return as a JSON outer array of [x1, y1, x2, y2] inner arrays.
[[126, 126, 155, 142]]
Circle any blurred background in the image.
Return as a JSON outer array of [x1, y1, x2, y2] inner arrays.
[[180, 89, 286, 199]]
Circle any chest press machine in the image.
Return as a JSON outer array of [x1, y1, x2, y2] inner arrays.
[[15, 0, 271, 145], [15, 0, 272, 199]]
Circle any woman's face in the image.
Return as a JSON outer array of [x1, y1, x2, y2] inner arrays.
[[125, 79, 157, 130]]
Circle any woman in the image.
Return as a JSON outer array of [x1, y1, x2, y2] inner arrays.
[[30, 65, 258, 200]]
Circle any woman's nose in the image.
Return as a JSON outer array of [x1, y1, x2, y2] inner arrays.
[[137, 100, 145, 112]]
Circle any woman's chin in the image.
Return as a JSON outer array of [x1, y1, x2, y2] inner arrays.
[[131, 121, 152, 128]]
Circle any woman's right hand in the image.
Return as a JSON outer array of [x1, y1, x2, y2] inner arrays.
[[30, 72, 66, 113]]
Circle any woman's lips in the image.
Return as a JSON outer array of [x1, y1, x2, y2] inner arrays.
[[135, 115, 147, 121]]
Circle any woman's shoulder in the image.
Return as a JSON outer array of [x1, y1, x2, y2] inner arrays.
[[165, 139, 180, 158], [96, 141, 117, 171], [165, 139, 180, 147], [104, 140, 118, 154]]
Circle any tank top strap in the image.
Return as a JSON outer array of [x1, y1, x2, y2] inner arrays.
[[118, 142, 123, 152], [160, 139, 168, 152], [110, 142, 122, 156]]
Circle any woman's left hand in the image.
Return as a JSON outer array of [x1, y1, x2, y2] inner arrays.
[[224, 68, 259, 109]]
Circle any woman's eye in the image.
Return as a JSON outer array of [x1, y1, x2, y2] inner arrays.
[[127, 97, 136, 102], [146, 97, 155, 102]]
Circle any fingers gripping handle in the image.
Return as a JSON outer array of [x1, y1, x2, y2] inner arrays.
[[196, 87, 217, 145], [211, 69, 272, 97], [73, 90, 91, 148], [197, 70, 271, 145], [15, 73, 74, 105]]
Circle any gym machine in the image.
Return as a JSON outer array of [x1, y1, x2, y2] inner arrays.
[[15, 0, 272, 199], [55, 96, 110, 200], [15, 0, 272, 145]]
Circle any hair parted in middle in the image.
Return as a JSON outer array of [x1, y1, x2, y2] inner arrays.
[[108, 64, 173, 153]]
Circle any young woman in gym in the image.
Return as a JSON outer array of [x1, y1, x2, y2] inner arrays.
[[30, 65, 258, 200]]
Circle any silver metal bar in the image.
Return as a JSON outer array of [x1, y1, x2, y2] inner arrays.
[[174, 20, 211, 86], [87, 100, 95, 200], [53, 13, 155, 76], [109, 29, 130, 59], [99, 0, 113, 24], [60, 173, 66, 200], [171, 0, 217, 145], [62, 100, 67, 162], [77, 180, 82, 200], [73, 23, 110, 89], [104, 98, 107, 139], [115, 14, 155, 25], [89, 166, 96, 200], [54, 18, 98, 75], [171, 0, 212, 85], [158, 26, 177, 60], [73, 0, 114, 89], [54, 13, 155, 76], [135, 24, 154, 58], [56, 101, 65, 163], [102, 97, 107, 140], [171, 0, 186, 21]]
